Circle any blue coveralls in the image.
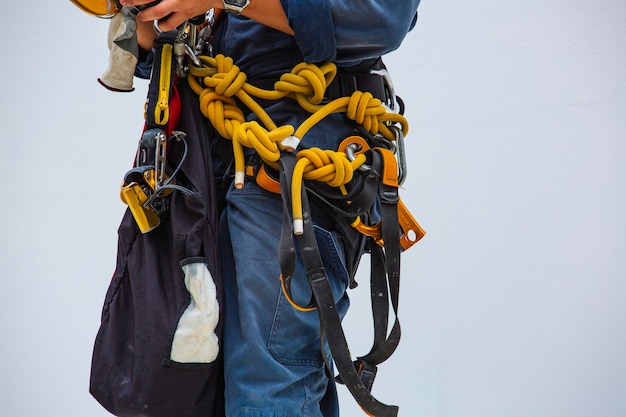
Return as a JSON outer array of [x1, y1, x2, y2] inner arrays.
[[215, 2, 420, 416]]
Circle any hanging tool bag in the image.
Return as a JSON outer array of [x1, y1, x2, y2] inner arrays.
[[89, 32, 224, 417]]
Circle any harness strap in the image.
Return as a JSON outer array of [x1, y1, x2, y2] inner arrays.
[[277, 149, 405, 417], [279, 152, 399, 417], [278, 152, 316, 311], [265, 148, 410, 372], [360, 149, 402, 366], [145, 31, 180, 132], [333, 150, 402, 376], [325, 57, 391, 104]]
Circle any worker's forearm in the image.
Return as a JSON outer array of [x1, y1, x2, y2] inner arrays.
[[121, 0, 293, 42], [241, 0, 293, 35], [136, 19, 157, 52]]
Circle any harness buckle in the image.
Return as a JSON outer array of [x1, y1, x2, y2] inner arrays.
[[354, 359, 378, 392], [369, 68, 397, 111], [351, 198, 425, 251], [324, 58, 395, 105], [244, 154, 282, 194]]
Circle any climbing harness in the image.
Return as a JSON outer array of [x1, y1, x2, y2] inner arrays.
[[118, 11, 425, 417], [184, 32, 426, 415]]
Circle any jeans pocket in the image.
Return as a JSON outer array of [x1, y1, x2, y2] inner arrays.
[[313, 225, 350, 298], [268, 225, 350, 367]]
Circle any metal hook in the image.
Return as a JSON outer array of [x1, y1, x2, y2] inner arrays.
[[390, 125, 407, 186]]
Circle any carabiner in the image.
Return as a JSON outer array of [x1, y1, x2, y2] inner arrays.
[[390, 125, 407, 186]]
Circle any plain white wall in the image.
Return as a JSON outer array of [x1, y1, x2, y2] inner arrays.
[[1, 1, 624, 416]]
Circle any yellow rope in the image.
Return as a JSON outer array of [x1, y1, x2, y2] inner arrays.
[[291, 148, 367, 233], [187, 54, 407, 233]]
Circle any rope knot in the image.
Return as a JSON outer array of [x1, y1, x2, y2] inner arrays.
[[289, 147, 359, 234], [197, 90, 245, 139], [232, 121, 295, 188], [236, 121, 289, 164], [346, 91, 387, 135], [275, 62, 337, 109], [203, 55, 246, 97], [295, 148, 355, 188]]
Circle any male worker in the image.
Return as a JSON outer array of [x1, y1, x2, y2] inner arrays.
[[121, 0, 420, 415]]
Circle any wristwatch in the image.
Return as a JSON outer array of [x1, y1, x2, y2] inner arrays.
[[223, 0, 250, 14]]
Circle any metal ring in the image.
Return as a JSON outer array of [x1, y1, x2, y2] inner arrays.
[[345, 143, 371, 173]]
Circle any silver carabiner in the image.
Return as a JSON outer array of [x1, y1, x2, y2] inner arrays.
[[153, 20, 201, 77], [194, 9, 218, 57], [390, 125, 407, 186]]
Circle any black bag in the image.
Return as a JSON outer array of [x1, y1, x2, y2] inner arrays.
[[89, 81, 224, 417]]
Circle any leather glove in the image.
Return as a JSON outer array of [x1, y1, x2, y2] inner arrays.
[[98, 8, 139, 92]]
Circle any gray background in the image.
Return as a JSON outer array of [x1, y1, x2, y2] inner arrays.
[[1, 1, 625, 416]]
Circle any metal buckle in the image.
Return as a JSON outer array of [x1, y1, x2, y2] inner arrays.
[[369, 68, 397, 111]]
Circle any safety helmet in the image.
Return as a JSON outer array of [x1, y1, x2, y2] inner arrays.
[[69, 0, 121, 18]]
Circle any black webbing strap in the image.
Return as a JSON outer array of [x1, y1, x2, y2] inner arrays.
[[278, 152, 306, 308], [359, 149, 402, 367], [278, 151, 402, 417], [325, 57, 390, 103]]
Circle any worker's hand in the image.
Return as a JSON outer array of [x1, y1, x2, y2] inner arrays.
[[120, 0, 215, 32]]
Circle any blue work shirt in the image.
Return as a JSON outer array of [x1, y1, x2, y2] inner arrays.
[[222, 0, 420, 68], [138, 2, 419, 77]]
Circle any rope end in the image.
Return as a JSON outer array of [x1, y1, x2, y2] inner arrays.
[[281, 136, 301, 152], [293, 219, 303, 235], [234, 171, 245, 189]]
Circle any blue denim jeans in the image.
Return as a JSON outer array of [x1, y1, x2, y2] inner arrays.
[[220, 181, 351, 417]]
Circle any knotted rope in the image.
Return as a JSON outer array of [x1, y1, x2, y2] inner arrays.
[[187, 54, 407, 233]]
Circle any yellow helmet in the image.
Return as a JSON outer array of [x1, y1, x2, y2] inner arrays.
[[69, 0, 121, 18]]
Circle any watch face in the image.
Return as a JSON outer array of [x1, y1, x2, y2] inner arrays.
[[226, 0, 247, 6]]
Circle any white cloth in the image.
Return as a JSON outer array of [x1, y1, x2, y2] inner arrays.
[[170, 261, 220, 363]]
